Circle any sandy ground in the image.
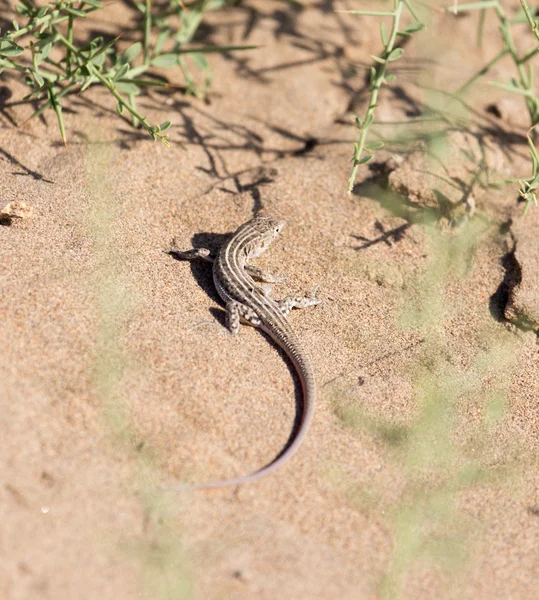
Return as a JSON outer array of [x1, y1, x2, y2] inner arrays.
[[1, 2, 538, 599]]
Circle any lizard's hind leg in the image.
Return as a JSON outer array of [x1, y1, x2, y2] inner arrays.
[[226, 301, 261, 334]]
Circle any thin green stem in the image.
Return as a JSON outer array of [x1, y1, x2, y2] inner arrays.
[[66, 15, 73, 76], [477, 8, 486, 48], [24, 80, 78, 122], [492, 1, 538, 123], [455, 49, 508, 96], [347, 0, 407, 193], [144, 0, 152, 65], [8, 15, 70, 40], [47, 82, 66, 145], [520, 45, 539, 64], [520, 0, 539, 44]]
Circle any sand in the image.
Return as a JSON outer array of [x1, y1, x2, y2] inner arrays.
[[1, 2, 538, 599]]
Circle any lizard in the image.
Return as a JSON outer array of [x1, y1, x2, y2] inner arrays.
[[169, 214, 320, 489]]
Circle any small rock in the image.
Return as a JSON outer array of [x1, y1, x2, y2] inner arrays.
[[0, 201, 34, 224]]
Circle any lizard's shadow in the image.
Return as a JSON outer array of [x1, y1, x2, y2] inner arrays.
[[168, 230, 304, 467], [168, 231, 229, 305]]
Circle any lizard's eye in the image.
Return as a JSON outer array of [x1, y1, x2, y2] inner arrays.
[[275, 227, 280, 233]]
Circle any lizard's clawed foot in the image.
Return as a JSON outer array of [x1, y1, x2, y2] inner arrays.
[[308, 284, 322, 305], [277, 284, 322, 316]]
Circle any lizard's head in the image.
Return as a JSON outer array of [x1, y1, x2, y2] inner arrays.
[[244, 214, 286, 258]]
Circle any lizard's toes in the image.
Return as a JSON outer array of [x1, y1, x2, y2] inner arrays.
[[309, 283, 321, 300]]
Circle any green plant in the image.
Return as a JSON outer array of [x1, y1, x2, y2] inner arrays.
[[445, 0, 539, 212], [329, 219, 525, 599], [0, 0, 256, 145], [337, 0, 425, 193]]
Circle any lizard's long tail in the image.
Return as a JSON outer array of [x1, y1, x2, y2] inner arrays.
[[165, 323, 315, 491]]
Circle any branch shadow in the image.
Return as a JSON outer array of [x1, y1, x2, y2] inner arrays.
[[0, 148, 54, 183], [1, 1, 353, 184], [350, 222, 411, 251]]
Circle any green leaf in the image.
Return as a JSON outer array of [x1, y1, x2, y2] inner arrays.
[[403, 22, 425, 34], [90, 52, 106, 67], [115, 81, 140, 94], [380, 22, 388, 46], [191, 52, 209, 70], [151, 53, 179, 67], [124, 65, 147, 78], [366, 141, 385, 150], [364, 113, 374, 127], [47, 84, 66, 145], [84, 0, 104, 7], [86, 36, 116, 65], [87, 37, 104, 52], [122, 42, 142, 64], [385, 74, 396, 81], [371, 55, 386, 64], [36, 42, 52, 64], [358, 154, 374, 165], [35, 34, 57, 64], [489, 80, 534, 97], [15, 4, 30, 16], [80, 76, 96, 92], [0, 40, 24, 57], [387, 47, 404, 61], [35, 33, 57, 49], [39, 70, 60, 82], [177, 9, 204, 45], [0, 57, 16, 69], [159, 120, 172, 131], [116, 103, 124, 115], [33, 71, 44, 87], [113, 63, 130, 81], [65, 7, 87, 17], [154, 29, 170, 55]]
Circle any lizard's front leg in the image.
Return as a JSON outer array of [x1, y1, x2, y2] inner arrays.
[[169, 246, 214, 263], [226, 301, 261, 334], [277, 284, 321, 316]]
